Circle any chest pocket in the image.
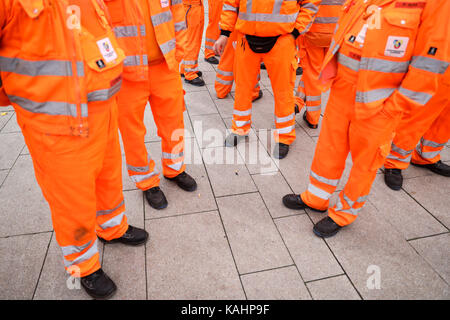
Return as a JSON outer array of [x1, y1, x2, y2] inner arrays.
[[103, 0, 126, 24]]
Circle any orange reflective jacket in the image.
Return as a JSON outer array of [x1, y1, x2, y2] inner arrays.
[[105, 0, 187, 81], [0, 0, 125, 136], [321, 0, 450, 119], [220, 0, 322, 37]]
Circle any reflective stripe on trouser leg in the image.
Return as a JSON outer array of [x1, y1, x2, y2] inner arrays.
[[328, 191, 368, 227], [205, 0, 222, 59], [263, 34, 297, 144], [384, 141, 413, 170], [182, 3, 204, 80], [215, 31, 237, 98]]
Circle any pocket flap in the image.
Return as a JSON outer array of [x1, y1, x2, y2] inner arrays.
[[383, 11, 420, 29], [19, 0, 45, 18]]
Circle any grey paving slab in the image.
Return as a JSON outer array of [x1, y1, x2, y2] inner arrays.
[[1, 112, 21, 133], [214, 96, 236, 119], [200, 71, 217, 86], [20, 144, 29, 155], [325, 202, 450, 299], [34, 233, 104, 300], [144, 139, 217, 219], [0, 232, 51, 299], [203, 146, 257, 197], [190, 113, 227, 149], [0, 111, 13, 131], [0, 132, 25, 169], [275, 215, 344, 282], [296, 114, 323, 138], [252, 172, 299, 219], [369, 174, 447, 240], [0, 169, 8, 186], [237, 139, 278, 175], [400, 163, 433, 180], [440, 145, 449, 162], [241, 266, 311, 300], [146, 211, 245, 299], [306, 275, 361, 300], [403, 175, 450, 229], [216, 193, 293, 275], [0, 155, 52, 237], [143, 105, 161, 143], [0, 105, 15, 112], [198, 61, 216, 73], [409, 234, 450, 284], [185, 90, 218, 116], [182, 80, 209, 93], [250, 90, 276, 131]]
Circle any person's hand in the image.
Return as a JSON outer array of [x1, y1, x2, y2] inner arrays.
[[213, 35, 229, 56]]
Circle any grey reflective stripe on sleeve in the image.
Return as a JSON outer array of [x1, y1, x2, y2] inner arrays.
[[114, 25, 138, 38], [386, 153, 412, 163], [420, 137, 446, 149], [217, 69, 234, 77], [310, 170, 339, 187], [174, 21, 187, 32], [223, 4, 238, 12], [306, 105, 321, 111], [127, 163, 150, 173], [216, 77, 233, 85], [235, 120, 251, 127], [360, 57, 409, 73], [355, 88, 395, 104], [205, 45, 214, 50], [390, 142, 413, 157], [307, 184, 332, 200], [96, 200, 125, 217], [151, 11, 173, 27], [160, 38, 176, 55], [398, 87, 432, 105], [172, 0, 183, 4], [162, 152, 184, 159], [61, 240, 92, 257], [314, 17, 339, 24], [239, 12, 298, 24], [0, 56, 78, 77], [321, 0, 346, 5], [87, 78, 122, 102], [130, 171, 159, 183], [337, 52, 359, 72], [8, 95, 86, 117], [205, 38, 216, 43], [411, 56, 449, 75], [63, 239, 99, 268], [99, 212, 125, 230], [275, 113, 294, 123], [276, 125, 295, 134], [301, 2, 319, 14], [306, 95, 321, 102], [234, 109, 252, 116]]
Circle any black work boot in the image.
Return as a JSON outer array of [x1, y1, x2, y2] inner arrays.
[[252, 90, 263, 102], [165, 171, 197, 192], [181, 71, 202, 78], [205, 56, 219, 64], [100, 225, 149, 246], [384, 168, 403, 190], [81, 269, 117, 300], [313, 216, 342, 238], [261, 62, 266, 70], [282, 194, 327, 212], [303, 111, 318, 129], [225, 133, 247, 147], [273, 143, 290, 159], [294, 104, 300, 114], [185, 76, 205, 87], [296, 66, 303, 76], [144, 186, 168, 210], [411, 160, 450, 177]]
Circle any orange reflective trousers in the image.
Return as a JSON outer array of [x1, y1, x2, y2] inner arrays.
[[300, 67, 401, 227], [232, 33, 297, 145], [118, 61, 186, 191], [181, 0, 204, 80], [19, 101, 128, 277], [205, 0, 223, 59], [215, 31, 261, 100]]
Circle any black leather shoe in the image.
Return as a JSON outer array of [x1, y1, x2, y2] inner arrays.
[[144, 186, 168, 210], [225, 133, 247, 147], [294, 104, 300, 114], [273, 143, 290, 159], [296, 66, 303, 76], [303, 111, 318, 129], [100, 225, 149, 246], [165, 171, 197, 192], [313, 216, 342, 238], [282, 194, 327, 212], [411, 160, 450, 177], [384, 168, 403, 190], [181, 71, 202, 78], [252, 90, 263, 102], [205, 56, 219, 64], [81, 269, 117, 300], [261, 62, 266, 70], [185, 76, 205, 87]]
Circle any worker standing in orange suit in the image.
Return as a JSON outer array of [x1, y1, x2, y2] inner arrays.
[[214, 0, 321, 159], [295, 0, 346, 129], [104, 0, 197, 211], [283, 0, 450, 238], [204, 0, 223, 64], [180, 0, 206, 86], [0, 0, 149, 299]]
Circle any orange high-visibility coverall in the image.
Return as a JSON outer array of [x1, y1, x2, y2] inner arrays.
[[180, 0, 204, 80], [220, 0, 321, 145], [105, 0, 187, 191], [295, 0, 345, 126], [385, 73, 450, 169], [205, 0, 223, 59], [215, 30, 261, 100], [0, 0, 128, 277], [300, 0, 450, 227]]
